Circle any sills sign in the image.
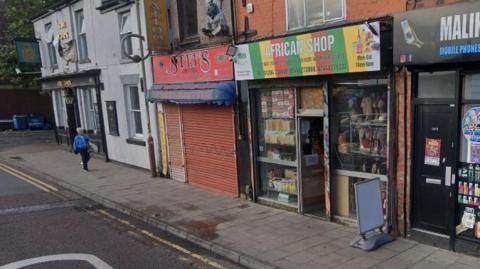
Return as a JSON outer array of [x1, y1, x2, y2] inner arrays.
[[163, 50, 211, 75], [234, 22, 382, 81], [152, 46, 233, 83], [394, 2, 480, 65]]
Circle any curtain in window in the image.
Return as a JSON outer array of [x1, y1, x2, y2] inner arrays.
[[305, 0, 324, 26], [324, 0, 343, 21], [287, 0, 304, 30]]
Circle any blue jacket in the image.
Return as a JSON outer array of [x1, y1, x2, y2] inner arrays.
[[73, 135, 90, 152]]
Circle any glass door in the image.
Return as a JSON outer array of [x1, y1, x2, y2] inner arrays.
[[299, 116, 325, 216]]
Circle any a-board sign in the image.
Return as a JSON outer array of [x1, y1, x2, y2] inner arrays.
[[354, 178, 384, 235]]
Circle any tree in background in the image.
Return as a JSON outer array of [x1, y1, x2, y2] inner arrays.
[[0, 0, 57, 88]]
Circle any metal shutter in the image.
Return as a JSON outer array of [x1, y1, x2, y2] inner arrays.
[[165, 104, 186, 182], [181, 105, 238, 196]]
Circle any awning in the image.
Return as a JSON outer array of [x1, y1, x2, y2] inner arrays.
[[147, 81, 236, 106]]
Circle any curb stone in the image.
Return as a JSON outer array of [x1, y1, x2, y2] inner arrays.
[[0, 156, 279, 269]]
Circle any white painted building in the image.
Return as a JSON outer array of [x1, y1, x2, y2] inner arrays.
[[32, 0, 159, 169]]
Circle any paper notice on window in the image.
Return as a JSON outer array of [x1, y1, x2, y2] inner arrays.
[[470, 143, 480, 164], [462, 208, 476, 229], [424, 138, 441, 166]]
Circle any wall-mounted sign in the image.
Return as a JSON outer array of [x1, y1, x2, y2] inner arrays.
[[145, 0, 169, 52], [462, 107, 480, 142], [152, 46, 233, 83], [394, 2, 480, 65], [15, 39, 41, 66], [234, 22, 381, 81]]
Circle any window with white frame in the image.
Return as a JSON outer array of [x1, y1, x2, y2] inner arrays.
[[125, 85, 143, 138], [287, 0, 345, 30], [45, 22, 57, 67], [79, 88, 97, 131], [119, 11, 133, 59], [54, 91, 66, 127], [75, 9, 89, 62]]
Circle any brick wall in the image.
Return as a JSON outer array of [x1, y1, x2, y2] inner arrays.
[[395, 70, 413, 234], [407, 0, 467, 10], [234, 0, 407, 43], [234, 0, 286, 42], [0, 89, 54, 121], [347, 0, 405, 20]]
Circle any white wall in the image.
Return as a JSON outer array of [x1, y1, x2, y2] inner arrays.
[[33, 0, 158, 170]]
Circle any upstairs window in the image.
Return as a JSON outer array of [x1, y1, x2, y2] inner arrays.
[[287, 0, 345, 30], [119, 11, 133, 59], [75, 9, 89, 62], [45, 22, 57, 67], [177, 0, 198, 43]]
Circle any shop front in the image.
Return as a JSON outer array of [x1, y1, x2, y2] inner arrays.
[[148, 46, 239, 197], [38, 69, 107, 157], [394, 2, 480, 254], [234, 20, 394, 222]]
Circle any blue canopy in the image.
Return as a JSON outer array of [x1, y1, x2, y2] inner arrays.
[[148, 81, 236, 106]]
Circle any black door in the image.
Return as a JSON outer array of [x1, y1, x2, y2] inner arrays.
[[65, 89, 78, 145], [413, 104, 455, 234]]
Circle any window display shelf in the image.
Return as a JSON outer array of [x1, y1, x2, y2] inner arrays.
[[265, 142, 296, 147], [258, 156, 297, 167], [334, 169, 388, 182], [345, 150, 387, 159]]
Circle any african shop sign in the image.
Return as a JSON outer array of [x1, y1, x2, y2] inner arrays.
[[394, 2, 480, 65], [234, 22, 381, 80]]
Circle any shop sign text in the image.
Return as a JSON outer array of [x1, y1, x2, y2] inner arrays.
[[152, 46, 233, 83]]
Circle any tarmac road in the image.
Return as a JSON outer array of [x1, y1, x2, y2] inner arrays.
[[0, 164, 243, 269]]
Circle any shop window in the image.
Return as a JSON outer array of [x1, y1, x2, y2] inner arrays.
[[330, 78, 389, 219], [177, 0, 198, 44], [125, 85, 143, 139], [119, 11, 133, 59], [75, 9, 89, 62], [45, 23, 57, 67], [287, 0, 345, 30], [54, 91, 66, 127], [256, 88, 297, 206], [83, 89, 97, 131], [457, 73, 480, 241], [417, 71, 455, 99], [463, 74, 480, 100], [298, 87, 324, 115]]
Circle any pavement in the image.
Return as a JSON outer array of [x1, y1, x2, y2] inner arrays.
[[1, 143, 480, 269], [0, 160, 242, 269]]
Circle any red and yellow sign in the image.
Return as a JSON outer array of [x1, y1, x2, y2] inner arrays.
[[234, 22, 381, 80], [153, 46, 233, 84]]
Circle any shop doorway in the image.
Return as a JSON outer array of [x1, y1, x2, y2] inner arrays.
[[412, 71, 457, 236], [299, 117, 325, 216], [413, 105, 455, 235], [65, 89, 79, 145]]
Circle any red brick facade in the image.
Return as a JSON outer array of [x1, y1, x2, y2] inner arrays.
[[234, 0, 405, 43]]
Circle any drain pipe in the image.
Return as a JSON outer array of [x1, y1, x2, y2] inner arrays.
[[402, 67, 408, 237], [135, 0, 157, 177]]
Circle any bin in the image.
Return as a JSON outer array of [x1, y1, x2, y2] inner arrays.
[[28, 115, 45, 130], [12, 115, 28, 130]]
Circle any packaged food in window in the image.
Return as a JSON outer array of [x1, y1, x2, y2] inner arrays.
[[284, 169, 297, 180]]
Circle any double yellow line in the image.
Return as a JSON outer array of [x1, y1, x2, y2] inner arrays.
[[0, 162, 58, 193], [95, 209, 225, 269]]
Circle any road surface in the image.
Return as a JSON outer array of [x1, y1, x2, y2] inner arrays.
[[0, 163, 242, 269]]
